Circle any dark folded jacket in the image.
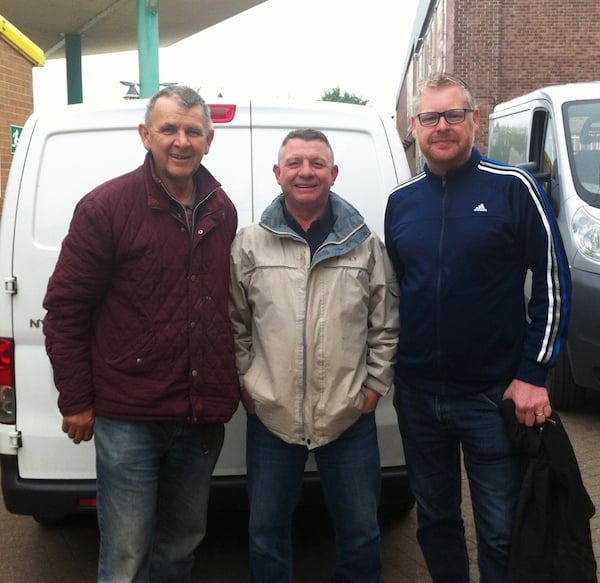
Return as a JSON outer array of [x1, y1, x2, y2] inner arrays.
[[500, 399, 597, 582]]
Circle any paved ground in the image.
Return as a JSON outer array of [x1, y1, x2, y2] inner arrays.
[[1, 391, 599, 582]]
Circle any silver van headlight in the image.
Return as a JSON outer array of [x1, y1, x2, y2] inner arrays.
[[572, 206, 600, 262]]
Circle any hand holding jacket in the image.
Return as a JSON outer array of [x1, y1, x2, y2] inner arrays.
[[503, 379, 551, 426]]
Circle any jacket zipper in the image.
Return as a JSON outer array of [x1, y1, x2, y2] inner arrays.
[[436, 177, 447, 371]]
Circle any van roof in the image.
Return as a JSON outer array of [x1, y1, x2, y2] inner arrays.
[[492, 82, 600, 113], [32, 97, 383, 122]]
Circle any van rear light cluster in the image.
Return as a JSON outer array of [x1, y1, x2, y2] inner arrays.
[[209, 104, 236, 123], [0, 338, 16, 424]]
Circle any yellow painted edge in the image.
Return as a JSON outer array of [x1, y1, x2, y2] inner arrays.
[[0, 14, 45, 66]]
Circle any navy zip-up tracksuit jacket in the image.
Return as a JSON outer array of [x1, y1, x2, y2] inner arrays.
[[384, 148, 571, 396]]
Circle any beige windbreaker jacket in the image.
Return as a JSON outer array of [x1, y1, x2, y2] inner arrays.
[[229, 193, 399, 449]]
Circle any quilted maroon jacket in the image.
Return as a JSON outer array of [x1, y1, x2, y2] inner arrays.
[[43, 153, 240, 423]]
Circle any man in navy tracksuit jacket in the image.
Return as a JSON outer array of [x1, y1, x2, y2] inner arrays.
[[385, 73, 571, 583]]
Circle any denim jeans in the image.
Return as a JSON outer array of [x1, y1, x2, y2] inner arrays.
[[394, 381, 520, 583], [246, 413, 382, 583], [94, 416, 224, 583]]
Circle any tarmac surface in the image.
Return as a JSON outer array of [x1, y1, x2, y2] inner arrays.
[[1, 391, 599, 582]]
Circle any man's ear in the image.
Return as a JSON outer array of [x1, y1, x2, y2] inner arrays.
[[330, 164, 339, 185], [138, 123, 151, 151], [204, 129, 215, 154], [410, 116, 417, 140], [472, 109, 481, 133]]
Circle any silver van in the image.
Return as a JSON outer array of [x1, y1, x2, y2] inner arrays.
[[0, 99, 413, 523], [488, 83, 600, 408]]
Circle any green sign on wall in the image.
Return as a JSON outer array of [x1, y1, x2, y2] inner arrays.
[[10, 125, 23, 154]]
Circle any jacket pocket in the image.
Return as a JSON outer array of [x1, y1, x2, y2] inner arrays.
[[99, 328, 159, 374]]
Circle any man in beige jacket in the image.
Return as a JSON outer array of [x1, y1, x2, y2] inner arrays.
[[229, 128, 399, 582]]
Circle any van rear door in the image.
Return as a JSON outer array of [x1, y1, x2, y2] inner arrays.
[[11, 106, 147, 480], [245, 101, 408, 472], [248, 101, 406, 238], [11, 102, 255, 482]]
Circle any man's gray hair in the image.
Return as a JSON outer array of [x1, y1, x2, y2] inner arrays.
[[279, 128, 335, 164], [144, 85, 212, 131]]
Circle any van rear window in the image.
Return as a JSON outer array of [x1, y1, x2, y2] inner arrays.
[[32, 129, 145, 249]]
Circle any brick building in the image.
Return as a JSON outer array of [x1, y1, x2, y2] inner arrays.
[[0, 17, 43, 214], [397, 0, 600, 173]]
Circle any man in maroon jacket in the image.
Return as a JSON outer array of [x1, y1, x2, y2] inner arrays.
[[43, 85, 239, 582]]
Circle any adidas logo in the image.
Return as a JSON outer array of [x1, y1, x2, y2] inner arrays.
[[473, 203, 488, 212]]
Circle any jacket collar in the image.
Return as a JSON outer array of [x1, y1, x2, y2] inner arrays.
[[259, 192, 371, 261], [424, 147, 482, 184], [261, 192, 368, 236], [143, 152, 221, 210]]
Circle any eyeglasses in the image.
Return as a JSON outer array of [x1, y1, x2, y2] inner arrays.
[[416, 108, 474, 127]]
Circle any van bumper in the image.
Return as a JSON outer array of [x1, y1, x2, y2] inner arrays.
[[569, 267, 600, 392], [0, 455, 96, 520], [209, 465, 413, 513], [1, 454, 412, 519]]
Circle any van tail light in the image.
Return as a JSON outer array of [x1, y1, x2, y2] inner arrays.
[[0, 338, 16, 424], [209, 104, 236, 123]]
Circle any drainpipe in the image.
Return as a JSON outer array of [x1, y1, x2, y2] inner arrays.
[[137, 0, 160, 98], [65, 33, 83, 104]]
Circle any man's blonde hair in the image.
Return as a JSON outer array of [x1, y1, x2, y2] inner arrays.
[[413, 72, 476, 113]]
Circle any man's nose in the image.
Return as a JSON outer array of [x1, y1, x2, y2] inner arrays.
[[299, 160, 313, 174], [174, 129, 190, 145], [436, 116, 451, 129]]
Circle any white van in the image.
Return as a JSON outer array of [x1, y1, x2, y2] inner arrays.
[[0, 98, 413, 523], [488, 82, 600, 409]]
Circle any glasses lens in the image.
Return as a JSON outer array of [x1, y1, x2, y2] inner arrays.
[[445, 109, 467, 124], [418, 113, 440, 127]]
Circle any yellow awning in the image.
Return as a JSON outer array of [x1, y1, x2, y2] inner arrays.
[[0, 14, 44, 66]]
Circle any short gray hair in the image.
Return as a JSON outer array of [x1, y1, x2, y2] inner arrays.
[[278, 128, 335, 164], [144, 85, 212, 131]]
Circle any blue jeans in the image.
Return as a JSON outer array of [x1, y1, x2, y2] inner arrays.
[[394, 381, 520, 583], [246, 413, 381, 583], [94, 416, 224, 583]]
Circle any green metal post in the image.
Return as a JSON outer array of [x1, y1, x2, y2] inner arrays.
[[65, 34, 83, 104], [137, 0, 160, 98]]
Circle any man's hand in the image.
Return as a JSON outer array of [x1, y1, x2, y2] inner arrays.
[[362, 387, 381, 414], [62, 408, 95, 444], [503, 379, 551, 427]]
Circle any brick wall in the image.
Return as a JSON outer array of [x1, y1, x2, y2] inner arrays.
[[0, 40, 34, 214], [452, 0, 504, 151], [399, 0, 600, 164], [496, 0, 600, 95]]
